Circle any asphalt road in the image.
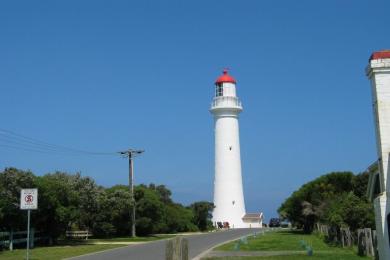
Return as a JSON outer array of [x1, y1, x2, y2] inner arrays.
[[69, 228, 260, 260]]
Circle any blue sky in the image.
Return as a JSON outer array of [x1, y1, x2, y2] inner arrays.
[[0, 0, 389, 220]]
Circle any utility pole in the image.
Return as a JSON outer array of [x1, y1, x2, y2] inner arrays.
[[119, 149, 144, 237]]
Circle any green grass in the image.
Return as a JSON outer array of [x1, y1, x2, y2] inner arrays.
[[205, 254, 369, 260], [90, 234, 175, 242], [0, 234, 176, 259], [216, 230, 334, 251], [216, 231, 348, 251], [61, 234, 175, 244], [0, 244, 124, 260], [208, 230, 372, 260]]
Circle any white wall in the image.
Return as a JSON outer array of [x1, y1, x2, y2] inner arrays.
[[242, 220, 263, 228], [210, 81, 247, 228], [370, 69, 390, 191], [367, 57, 390, 260], [213, 115, 246, 228]]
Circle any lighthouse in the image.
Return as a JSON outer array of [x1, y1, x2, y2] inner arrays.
[[367, 50, 390, 259], [210, 70, 263, 228]]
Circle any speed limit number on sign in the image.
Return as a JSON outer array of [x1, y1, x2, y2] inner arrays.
[[20, 189, 38, 210]]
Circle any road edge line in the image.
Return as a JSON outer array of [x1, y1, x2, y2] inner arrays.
[[63, 236, 177, 259], [63, 244, 132, 260], [192, 233, 247, 260]]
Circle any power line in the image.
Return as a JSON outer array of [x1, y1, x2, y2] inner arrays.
[[0, 136, 77, 154], [0, 128, 117, 156], [0, 144, 63, 155]]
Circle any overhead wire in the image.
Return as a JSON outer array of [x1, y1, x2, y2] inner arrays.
[[0, 128, 117, 156], [0, 144, 62, 155], [0, 136, 76, 154]]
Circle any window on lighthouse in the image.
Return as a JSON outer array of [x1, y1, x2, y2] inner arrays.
[[216, 83, 223, 97]]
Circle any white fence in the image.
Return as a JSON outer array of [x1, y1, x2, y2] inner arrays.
[[65, 230, 92, 240], [0, 229, 43, 251]]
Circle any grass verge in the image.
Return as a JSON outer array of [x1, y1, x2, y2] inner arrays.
[[207, 230, 372, 260], [0, 244, 124, 260], [204, 254, 370, 260], [0, 234, 176, 259], [59, 234, 176, 244]]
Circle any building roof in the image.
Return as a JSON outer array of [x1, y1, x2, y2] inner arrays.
[[215, 69, 237, 84], [370, 50, 390, 61], [242, 213, 263, 220]]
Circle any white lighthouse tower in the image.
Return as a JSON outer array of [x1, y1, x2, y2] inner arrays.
[[367, 50, 390, 260], [210, 70, 262, 229]]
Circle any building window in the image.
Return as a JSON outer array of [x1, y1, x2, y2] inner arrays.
[[216, 84, 223, 97]]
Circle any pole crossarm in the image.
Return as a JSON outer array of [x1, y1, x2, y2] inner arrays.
[[118, 149, 145, 157]]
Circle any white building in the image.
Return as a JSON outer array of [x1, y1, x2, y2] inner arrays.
[[210, 70, 263, 228], [366, 50, 390, 260]]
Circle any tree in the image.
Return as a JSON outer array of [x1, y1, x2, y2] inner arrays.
[[352, 172, 370, 199], [35, 172, 74, 242], [165, 203, 198, 233], [190, 201, 214, 231], [278, 171, 374, 233], [95, 185, 132, 237], [106, 185, 132, 235], [0, 168, 36, 231], [0, 167, 211, 239], [324, 192, 375, 230], [154, 184, 173, 204], [34, 171, 102, 242], [135, 185, 167, 235], [72, 174, 101, 230]]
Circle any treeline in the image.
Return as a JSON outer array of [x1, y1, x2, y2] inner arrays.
[[278, 170, 375, 233], [0, 167, 214, 242]]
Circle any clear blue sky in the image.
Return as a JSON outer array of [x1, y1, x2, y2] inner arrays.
[[1, 0, 389, 220]]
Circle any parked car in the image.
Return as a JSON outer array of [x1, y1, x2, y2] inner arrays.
[[280, 221, 291, 228], [269, 218, 281, 227]]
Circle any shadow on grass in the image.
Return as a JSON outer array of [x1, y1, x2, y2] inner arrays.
[[272, 230, 306, 236], [56, 240, 98, 246], [56, 234, 174, 246]]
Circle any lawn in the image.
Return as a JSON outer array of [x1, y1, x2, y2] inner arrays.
[[216, 230, 334, 251], [0, 234, 176, 259], [90, 234, 175, 242], [206, 230, 373, 260], [0, 244, 124, 260], [204, 255, 370, 260], [59, 234, 176, 244]]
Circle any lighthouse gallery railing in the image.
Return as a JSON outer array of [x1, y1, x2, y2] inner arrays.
[[211, 96, 242, 109]]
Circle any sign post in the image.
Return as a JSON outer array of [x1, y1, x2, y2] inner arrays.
[[20, 189, 38, 260]]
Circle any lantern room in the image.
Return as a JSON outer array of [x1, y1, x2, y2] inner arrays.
[[215, 69, 237, 98]]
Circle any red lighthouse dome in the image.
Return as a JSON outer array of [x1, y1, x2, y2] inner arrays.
[[215, 69, 236, 84], [370, 50, 390, 61]]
